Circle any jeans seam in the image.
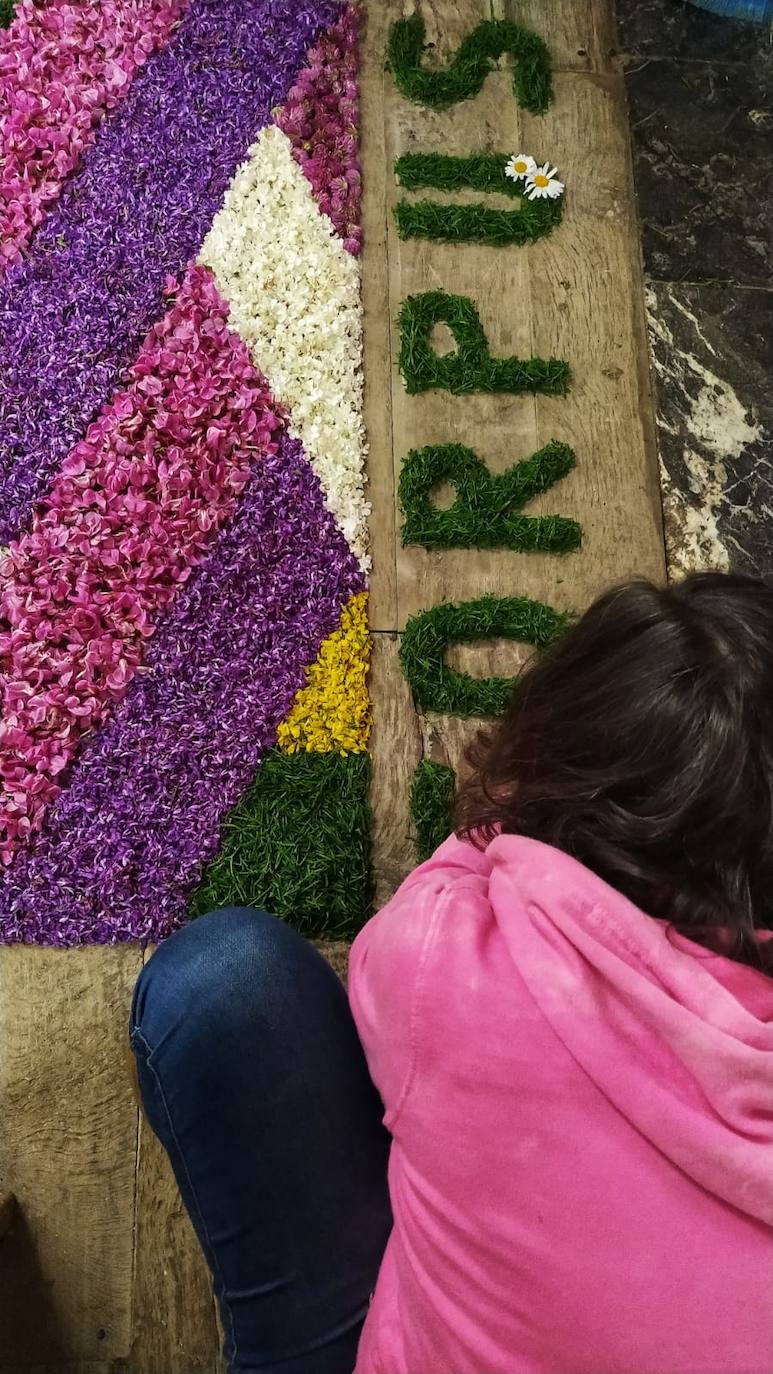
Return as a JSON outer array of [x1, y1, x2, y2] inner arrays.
[[130, 1023, 239, 1366]]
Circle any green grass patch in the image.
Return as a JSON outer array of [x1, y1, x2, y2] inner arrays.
[[0, 0, 16, 25], [396, 152, 526, 197], [189, 750, 372, 940], [398, 291, 570, 396], [410, 761, 457, 864], [394, 200, 561, 248], [399, 440, 582, 553], [394, 152, 563, 248], [387, 14, 552, 114], [399, 594, 571, 717]]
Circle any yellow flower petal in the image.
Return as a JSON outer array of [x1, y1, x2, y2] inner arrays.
[[276, 592, 371, 754]]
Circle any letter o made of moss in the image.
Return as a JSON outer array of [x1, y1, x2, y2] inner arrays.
[[399, 594, 570, 718]]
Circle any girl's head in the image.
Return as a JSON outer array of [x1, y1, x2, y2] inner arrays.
[[457, 572, 773, 972]]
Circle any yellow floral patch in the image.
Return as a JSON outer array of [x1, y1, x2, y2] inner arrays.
[[277, 591, 371, 754]]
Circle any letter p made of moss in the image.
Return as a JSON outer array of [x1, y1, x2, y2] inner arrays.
[[398, 292, 570, 397]]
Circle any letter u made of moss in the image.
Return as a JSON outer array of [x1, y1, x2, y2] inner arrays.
[[394, 152, 563, 248]]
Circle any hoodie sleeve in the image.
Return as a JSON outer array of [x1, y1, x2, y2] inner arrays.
[[348, 833, 490, 1131]]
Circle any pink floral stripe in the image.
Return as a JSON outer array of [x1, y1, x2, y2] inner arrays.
[[0, 263, 282, 863], [275, 1, 361, 255], [0, 0, 188, 270]]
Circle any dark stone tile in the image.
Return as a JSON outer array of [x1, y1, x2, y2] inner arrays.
[[646, 280, 773, 576], [626, 58, 772, 285], [615, 0, 773, 67]]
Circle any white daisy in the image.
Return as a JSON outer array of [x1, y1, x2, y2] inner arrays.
[[504, 152, 536, 183], [525, 163, 565, 200]]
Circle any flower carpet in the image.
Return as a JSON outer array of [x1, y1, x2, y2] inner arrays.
[[0, 0, 372, 945]]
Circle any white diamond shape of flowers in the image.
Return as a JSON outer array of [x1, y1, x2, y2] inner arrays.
[[525, 162, 565, 200], [504, 153, 537, 182]]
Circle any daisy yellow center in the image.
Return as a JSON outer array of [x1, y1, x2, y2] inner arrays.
[[514, 159, 528, 172], [533, 173, 550, 187]]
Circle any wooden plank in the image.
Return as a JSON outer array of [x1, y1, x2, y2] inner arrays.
[[369, 632, 423, 907], [128, 1117, 220, 1374], [362, 0, 397, 631], [523, 71, 665, 591], [127, 953, 221, 1374], [1, 1364, 121, 1374], [0, 947, 141, 1366], [371, 0, 664, 885], [127, 937, 354, 1374], [313, 940, 351, 983], [385, 64, 664, 631], [495, 0, 616, 74]]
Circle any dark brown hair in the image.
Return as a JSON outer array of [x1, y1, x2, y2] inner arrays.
[[456, 572, 773, 974]]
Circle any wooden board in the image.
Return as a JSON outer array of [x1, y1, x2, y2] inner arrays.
[[128, 1123, 221, 1374], [385, 66, 665, 631], [496, 0, 617, 73], [0, 947, 141, 1366], [369, 633, 423, 906], [0, 1192, 15, 1240], [361, 0, 397, 631], [2, 1365, 120, 1374], [366, 0, 665, 851]]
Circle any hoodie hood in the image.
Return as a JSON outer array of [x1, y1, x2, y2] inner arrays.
[[486, 834, 773, 1226]]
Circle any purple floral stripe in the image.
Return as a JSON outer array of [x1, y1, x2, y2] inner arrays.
[[0, 0, 341, 543], [0, 432, 364, 946]]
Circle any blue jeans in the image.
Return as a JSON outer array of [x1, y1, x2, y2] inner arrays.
[[130, 908, 393, 1374]]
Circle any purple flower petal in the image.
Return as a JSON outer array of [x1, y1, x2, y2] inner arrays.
[[0, 432, 364, 945], [0, 0, 342, 542]]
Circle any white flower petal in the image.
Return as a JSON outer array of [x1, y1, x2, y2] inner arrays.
[[199, 126, 369, 568]]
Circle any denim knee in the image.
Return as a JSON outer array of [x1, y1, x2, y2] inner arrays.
[[130, 907, 312, 1053]]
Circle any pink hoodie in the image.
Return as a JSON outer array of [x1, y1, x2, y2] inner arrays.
[[349, 834, 773, 1374]]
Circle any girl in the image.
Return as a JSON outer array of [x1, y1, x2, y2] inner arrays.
[[130, 571, 773, 1374]]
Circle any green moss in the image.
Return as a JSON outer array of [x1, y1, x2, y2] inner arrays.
[[399, 594, 571, 717], [410, 761, 456, 864], [399, 440, 582, 553], [396, 152, 525, 197], [394, 152, 563, 248], [394, 199, 559, 247], [398, 291, 570, 397], [189, 750, 372, 940], [387, 14, 552, 114]]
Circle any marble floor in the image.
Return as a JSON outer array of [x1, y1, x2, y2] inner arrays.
[[615, 0, 772, 575]]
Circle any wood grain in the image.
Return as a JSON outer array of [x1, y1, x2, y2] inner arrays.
[[0, 947, 141, 1366], [361, 1, 397, 631], [314, 940, 351, 982], [385, 61, 665, 633], [0, 4, 665, 1370], [0, 1192, 15, 1240], [372, 0, 664, 904], [369, 633, 423, 907], [2, 1365, 121, 1374], [128, 1110, 220, 1374], [495, 0, 617, 74]]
